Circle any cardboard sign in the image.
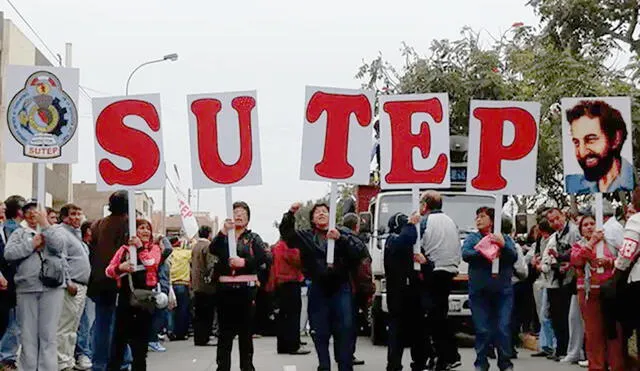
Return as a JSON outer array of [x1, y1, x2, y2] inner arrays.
[[379, 93, 451, 189], [300, 86, 374, 185], [561, 97, 634, 194], [4, 65, 80, 163], [188, 91, 262, 188], [92, 94, 165, 191], [466, 100, 540, 195]]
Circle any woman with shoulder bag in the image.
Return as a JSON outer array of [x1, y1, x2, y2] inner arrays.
[[571, 215, 625, 371], [4, 201, 65, 371], [105, 219, 161, 371]]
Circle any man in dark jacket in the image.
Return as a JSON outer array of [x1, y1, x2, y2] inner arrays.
[[209, 201, 266, 371], [0, 195, 25, 370], [384, 212, 433, 371], [88, 191, 130, 371], [280, 202, 366, 371]]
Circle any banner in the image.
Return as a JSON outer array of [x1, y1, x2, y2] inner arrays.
[[188, 91, 262, 188], [4, 65, 80, 163], [300, 86, 375, 185], [561, 97, 634, 194], [166, 171, 199, 239], [92, 94, 165, 191], [466, 100, 541, 195], [379, 93, 451, 189]]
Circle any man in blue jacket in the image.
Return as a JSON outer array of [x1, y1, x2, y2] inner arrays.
[[462, 207, 518, 371], [384, 212, 433, 371]]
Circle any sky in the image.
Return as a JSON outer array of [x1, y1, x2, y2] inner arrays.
[[3, 0, 539, 243]]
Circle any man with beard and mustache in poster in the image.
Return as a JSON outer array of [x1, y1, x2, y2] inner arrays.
[[565, 100, 635, 194]]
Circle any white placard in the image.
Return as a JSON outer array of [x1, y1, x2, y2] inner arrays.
[[92, 94, 165, 191], [379, 93, 451, 189], [466, 100, 541, 195], [561, 97, 634, 194], [300, 86, 374, 185], [4, 65, 80, 163], [188, 91, 262, 188]]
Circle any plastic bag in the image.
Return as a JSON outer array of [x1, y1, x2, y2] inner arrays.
[[474, 235, 500, 262]]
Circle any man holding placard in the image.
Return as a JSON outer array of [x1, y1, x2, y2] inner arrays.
[[209, 201, 266, 371]]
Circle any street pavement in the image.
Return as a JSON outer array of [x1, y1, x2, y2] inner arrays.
[[148, 336, 583, 370]]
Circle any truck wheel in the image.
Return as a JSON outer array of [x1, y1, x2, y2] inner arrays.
[[370, 295, 387, 345]]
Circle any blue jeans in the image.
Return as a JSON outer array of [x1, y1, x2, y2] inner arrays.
[[75, 297, 95, 359], [538, 289, 556, 352], [0, 309, 19, 364], [469, 286, 514, 371], [92, 293, 132, 371], [172, 285, 191, 339], [308, 282, 354, 371]]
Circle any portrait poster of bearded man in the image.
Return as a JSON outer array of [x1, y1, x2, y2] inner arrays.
[[561, 97, 634, 195]]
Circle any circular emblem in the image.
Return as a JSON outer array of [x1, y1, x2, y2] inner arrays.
[[7, 71, 78, 159]]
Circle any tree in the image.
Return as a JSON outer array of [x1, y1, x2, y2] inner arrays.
[[357, 17, 639, 211], [528, 0, 640, 61]]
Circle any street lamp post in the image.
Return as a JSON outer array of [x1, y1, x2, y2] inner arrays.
[[125, 53, 178, 236]]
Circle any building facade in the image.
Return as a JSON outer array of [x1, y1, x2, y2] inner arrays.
[[152, 211, 218, 237], [0, 12, 73, 208], [73, 182, 154, 222]]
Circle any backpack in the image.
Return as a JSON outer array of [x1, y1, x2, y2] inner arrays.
[[342, 231, 375, 302]]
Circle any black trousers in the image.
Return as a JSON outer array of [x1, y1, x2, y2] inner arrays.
[[275, 282, 302, 353], [547, 285, 572, 357], [217, 285, 256, 371], [193, 291, 216, 345], [428, 270, 458, 366], [0, 291, 12, 340], [108, 294, 152, 371], [387, 287, 428, 371]]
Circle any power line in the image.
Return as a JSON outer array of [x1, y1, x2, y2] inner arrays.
[[5, 0, 60, 66]]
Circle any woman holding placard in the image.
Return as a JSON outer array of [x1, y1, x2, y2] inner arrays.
[[279, 202, 367, 371], [209, 201, 266, 371], [571, 215, 625, 370], [462, 207, 518, 371], [105, 219, 162, 371]]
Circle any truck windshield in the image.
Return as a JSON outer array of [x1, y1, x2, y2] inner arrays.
[[376, 193, 495, 234]]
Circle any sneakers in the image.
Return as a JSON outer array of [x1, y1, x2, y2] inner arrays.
[[148, 342, 167, 352], [353, 356, 365, 365], [578, 360, 589, 368], [75, 355, 93, 370], [448, 360, 462, 369]]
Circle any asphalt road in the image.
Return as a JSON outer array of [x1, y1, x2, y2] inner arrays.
[[147, 336, 582, 371]]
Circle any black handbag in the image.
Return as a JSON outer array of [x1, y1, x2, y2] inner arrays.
[[127, 274, 156, 312], [38, 252, 64, 288]]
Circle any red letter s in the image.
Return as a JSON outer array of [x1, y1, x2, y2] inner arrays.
[[95, 100, 161, 186]]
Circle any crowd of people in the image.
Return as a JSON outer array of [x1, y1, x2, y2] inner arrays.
[[0, 186, 639, 371]]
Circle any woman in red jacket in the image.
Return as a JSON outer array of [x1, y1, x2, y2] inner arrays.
[[571, 214, 625, 371], [105, 219, 161, 371]]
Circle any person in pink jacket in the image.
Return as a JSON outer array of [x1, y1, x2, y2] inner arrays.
[[570, 214, 625, 371], [105, 219, 161, 371]]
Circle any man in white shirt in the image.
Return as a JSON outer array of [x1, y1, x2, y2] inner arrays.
[[602, 200, 624, 248]]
